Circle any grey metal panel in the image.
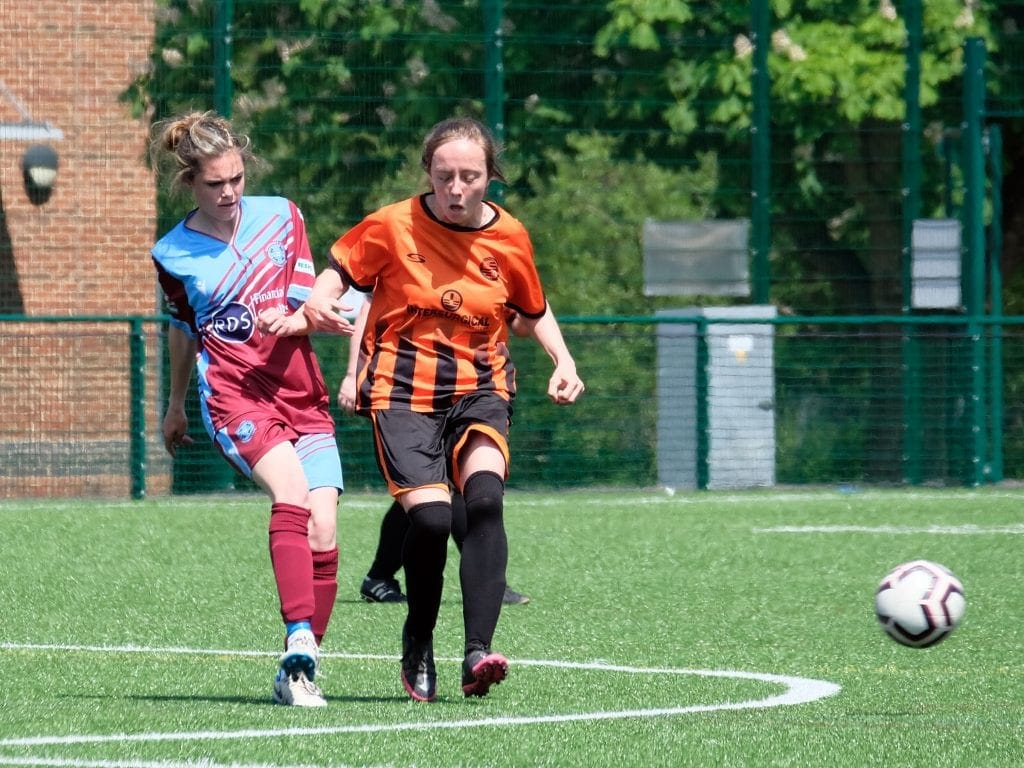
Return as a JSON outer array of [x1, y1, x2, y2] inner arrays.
[[656, 306, 776, 490], [643, 219, 751, 297]]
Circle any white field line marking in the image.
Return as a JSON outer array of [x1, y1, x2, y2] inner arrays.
[[444, 490, 1024, 507], [9, 488, 1024, 515], [0, 758, 373, 768], [0, 643, 841, 750], [754, 523, 1024, 535]]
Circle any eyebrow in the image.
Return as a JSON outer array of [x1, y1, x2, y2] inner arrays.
[[434, 168, 482, 176], [203, 172, 245, 184]]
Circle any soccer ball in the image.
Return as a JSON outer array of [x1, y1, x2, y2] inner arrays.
[[874, 560, 965, 648]]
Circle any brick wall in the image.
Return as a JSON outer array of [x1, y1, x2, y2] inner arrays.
[[1, 0, 157, 315], [0, 1, 164, 497]]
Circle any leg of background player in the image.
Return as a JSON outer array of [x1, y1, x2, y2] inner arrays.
[[360, 494, 531, 605], [359, 500, 408, 603]]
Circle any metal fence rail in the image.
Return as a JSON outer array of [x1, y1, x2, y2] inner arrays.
[[2, 314, 1021, 499]]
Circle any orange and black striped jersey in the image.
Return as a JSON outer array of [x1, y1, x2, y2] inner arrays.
[[329, 194, 547, 413]]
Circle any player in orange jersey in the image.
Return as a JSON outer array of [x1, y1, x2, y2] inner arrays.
[[266, 116, 584, 702], [339, 295, 531, 607]]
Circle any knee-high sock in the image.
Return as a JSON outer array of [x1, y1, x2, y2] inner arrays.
[[450, 492, 468, 552], [367, 501, 408, 581], [402, 501, 451, 641], [311, 547, 339, 645], [459, 471, 507, 654], [268, 502, 314, 626]]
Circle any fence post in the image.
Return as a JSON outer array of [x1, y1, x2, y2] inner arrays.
[[214, 0, 234, 117], [695, 318, 710, 490], [962, 37, 987, 486], [749, 0, 771, 304], [483, 0, 505, 205], [901, 0, 923, 484], [901, 0, 922, 308], [129, 319, 147, 499], [988, 124, 1004, 482]]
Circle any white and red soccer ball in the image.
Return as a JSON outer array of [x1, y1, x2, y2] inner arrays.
[[875, 560, 966, 648]]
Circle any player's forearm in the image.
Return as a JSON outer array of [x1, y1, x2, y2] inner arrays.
[[346, 298, 372, 376], [309, 267, 348, 306], [303, 267, 352, 333], [528, 306, 577, 372], [166, 326, 196, 407]]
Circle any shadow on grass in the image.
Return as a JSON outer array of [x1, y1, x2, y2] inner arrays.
[[62, 693, 402, 706]]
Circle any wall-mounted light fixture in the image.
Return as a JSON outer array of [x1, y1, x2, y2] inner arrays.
[[0, 80, 64, 205], [21, 144, 59, 205]]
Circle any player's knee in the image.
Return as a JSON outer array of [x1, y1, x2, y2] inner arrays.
[[307, 495, 338, 549], [307, 517, 337, 551], [463, 471, 505, 521], [406, 501, 452, 543]]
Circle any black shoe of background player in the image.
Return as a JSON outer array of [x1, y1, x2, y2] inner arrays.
[[360, 576, 407, 603], [502, 586, 530, 605]]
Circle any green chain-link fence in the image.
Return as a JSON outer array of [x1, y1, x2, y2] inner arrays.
[[7, 1, 1024, 496]]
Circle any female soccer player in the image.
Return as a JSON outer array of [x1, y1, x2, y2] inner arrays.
[[340, 295, 531, 607], [268, 116, 584, 701], [150, 111, 350, 708]]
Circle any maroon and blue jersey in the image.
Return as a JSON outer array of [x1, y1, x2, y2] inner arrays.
[[152, 196, 338, 480]]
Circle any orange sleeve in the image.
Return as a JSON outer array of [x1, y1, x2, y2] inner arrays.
[[501, 221, 547, 319], [329, 208, 396, 290]]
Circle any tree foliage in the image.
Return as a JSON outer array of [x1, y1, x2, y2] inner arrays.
[[591, 0, 995, 311], [126, 1, 1014, 487], [125, 1, 999, 313]]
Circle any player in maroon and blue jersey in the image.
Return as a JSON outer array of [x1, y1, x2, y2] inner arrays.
[[150, 111, 352, 708]]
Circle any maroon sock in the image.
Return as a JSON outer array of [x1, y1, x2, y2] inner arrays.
[[311, 547, 339, 644], [268, 502, 314, 625]]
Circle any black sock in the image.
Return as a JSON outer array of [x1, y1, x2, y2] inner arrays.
[[367, 501, 409, 581], [402, 500, 452, 641], [451, 491, 467, 552], [459, 471, 507, 654]]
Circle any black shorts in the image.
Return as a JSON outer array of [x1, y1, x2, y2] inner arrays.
[[371, 391, 512, 496]]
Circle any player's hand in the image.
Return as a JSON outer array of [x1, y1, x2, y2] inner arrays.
[[304, 292, 355, 335], [547, 364, 584, 405], [162, 406, 193, 457], [258, 307, 309, 337], [337, 373, 357, 413]]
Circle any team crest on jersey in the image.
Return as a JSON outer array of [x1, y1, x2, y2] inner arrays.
[[479, 257, 500, 281], [236, 420, 257, 443], [441, 290, 463, 312], [209, 302, 256, 344], [266, 242, 288, 266]]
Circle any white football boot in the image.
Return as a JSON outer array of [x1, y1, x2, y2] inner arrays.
[[272, 628, 326, 707]]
